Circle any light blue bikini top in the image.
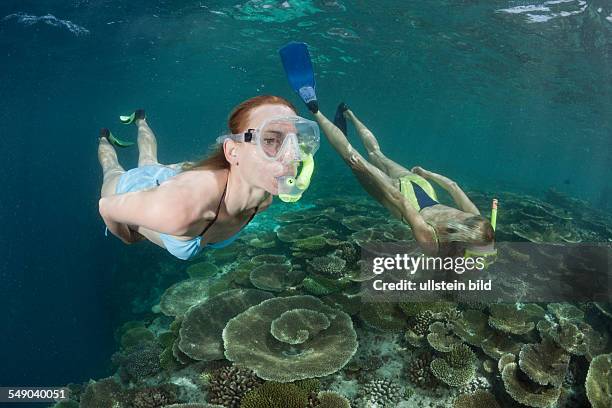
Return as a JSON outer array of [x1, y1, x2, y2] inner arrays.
[[158, 178, 258, 260]]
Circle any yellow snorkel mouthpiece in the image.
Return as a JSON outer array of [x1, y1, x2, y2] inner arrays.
[[277, 154, 315, 203]]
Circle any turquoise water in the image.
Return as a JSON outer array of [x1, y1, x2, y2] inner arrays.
[[1, 1, 611, 407]]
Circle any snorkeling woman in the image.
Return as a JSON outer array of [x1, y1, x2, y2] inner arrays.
[[98, 95, 320, 260], [280, 42, 496, 262], [317, 104, 495, 259]]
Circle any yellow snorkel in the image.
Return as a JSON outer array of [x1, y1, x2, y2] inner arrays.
[[491, 198, 498, 231], [278, 153, 315, 203]]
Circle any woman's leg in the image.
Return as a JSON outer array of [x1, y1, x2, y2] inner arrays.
[[136, 118, 159, 167], [98, 135, 125, 197], [344, 108, 411, 179], [312, 111, 403, 219]]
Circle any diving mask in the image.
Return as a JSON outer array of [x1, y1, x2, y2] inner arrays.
[[464, 243, 498, 268], [216, 115, 320, 202], [217, 115, 320, 161], [464, 199, 499, 268]]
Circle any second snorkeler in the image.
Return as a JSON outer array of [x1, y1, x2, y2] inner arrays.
[[280, 42, 497, 264]]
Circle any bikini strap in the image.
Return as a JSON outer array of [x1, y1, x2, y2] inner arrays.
[[245, 205, 259, 226], [199, 178, 229, 237]]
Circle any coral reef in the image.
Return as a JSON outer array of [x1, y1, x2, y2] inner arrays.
[[537, 319, 607, 358], [427, 321, 462, 352], [354, 378, 403, 408], [57, 191, 612, 408], [586, 353, 612, 408], [178, 289, 273, 361], [316, 391, 351, 408], [112, 342, 162, 383], [159, 278, 212, 317], [430, 344, 477, 387], [270, 308, 331, 345], [223, 295, 357, 382], [186, 262, 219, 280], [359, 303, 407, 332], [488, 303, 537, 335], [79, 378, 126, 408], [249, 263, 296, 292], [406, 352, 438, 389], [239, 381, 309, 408], [131, 384, 178, 408], [501, 361, 562, 408], [453, 390, 500, 408], [307, 254, 347, 278], [518, 339, 570, 387], [206, 366, 263, 408]]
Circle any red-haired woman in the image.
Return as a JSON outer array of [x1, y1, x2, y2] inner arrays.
[[97, 96, 320, 260]]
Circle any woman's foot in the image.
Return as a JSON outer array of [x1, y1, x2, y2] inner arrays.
[[119, 109, 146, 125], [334, 102, 349, 135], [99, 128, 134, 148], [99, 127, 111, 141]]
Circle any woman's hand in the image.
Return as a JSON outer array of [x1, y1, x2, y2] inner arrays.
[[126, 228, 146, 244], [411, 166, 429, 177]]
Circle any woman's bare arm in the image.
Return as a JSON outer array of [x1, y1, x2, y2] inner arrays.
[[412, 166, 480, 215], [349, 155, 439, 254], [311, 110, 438, 253], [98, 183, 207, 238]]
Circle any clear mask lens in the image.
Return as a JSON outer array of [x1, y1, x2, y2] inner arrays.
[[464, 246, 498, 268], [258, 117, 319, 161]]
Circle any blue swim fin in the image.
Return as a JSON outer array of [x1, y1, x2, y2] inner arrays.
[[279, 42, 318, 113]]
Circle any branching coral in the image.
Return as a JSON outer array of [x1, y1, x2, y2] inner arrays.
[[131, 384, 178, 408], [307, 254, 347, 278], [406, 352, 438, 389], [316, 391, 351, 408], [111, 342, 162, 383], [336, 242, 359, 265], [239, 382, 309, 408], [206, 365, 263, 408], [430, 344, 477, 387], [354, 378, 403, 408], [411, 311, 435, 336]]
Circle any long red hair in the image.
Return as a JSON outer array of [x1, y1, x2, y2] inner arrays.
[[183, 95, 297, 170]]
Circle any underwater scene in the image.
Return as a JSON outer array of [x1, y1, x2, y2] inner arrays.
[[1, 1, 611, 408]]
